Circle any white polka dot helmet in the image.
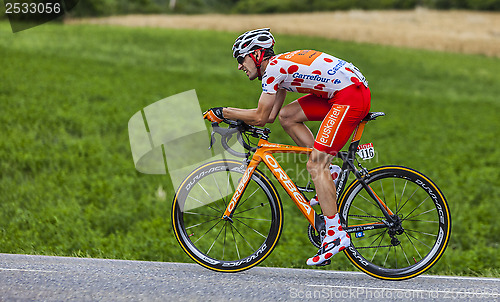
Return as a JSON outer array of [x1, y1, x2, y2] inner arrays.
[[232, 28, 275, 60]]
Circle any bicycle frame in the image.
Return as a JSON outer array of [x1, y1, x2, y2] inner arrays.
[[221, 119, 394, 235], [221, 141, 319, 226]]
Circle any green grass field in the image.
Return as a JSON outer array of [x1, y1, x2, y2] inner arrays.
[[0, 22, 499, 277]]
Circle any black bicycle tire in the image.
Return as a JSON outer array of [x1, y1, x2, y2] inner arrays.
[[172, 159, 283, 272], [338, 165, 451, 280]]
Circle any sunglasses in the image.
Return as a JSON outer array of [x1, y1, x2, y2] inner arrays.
[[237, 55, 246, 65]]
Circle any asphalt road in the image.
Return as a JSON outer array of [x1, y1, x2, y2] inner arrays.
[[0, 254, 498, 301]]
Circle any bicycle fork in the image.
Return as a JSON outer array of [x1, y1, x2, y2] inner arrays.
[[221, 159, 259, 222]]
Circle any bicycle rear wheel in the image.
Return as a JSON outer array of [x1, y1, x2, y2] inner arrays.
[[338, 166, 451, 280], [172, 159, 283, 272]]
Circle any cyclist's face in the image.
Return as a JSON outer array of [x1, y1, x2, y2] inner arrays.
[[237, 53, 259, 80]]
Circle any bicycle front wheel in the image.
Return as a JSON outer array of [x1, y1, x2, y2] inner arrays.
[[338, 166, 451, 280], [172, 160, 283, 272]]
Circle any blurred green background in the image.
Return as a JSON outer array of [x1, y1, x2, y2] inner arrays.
[[2, 0, 499, 18], [59, 0, 500, 16], [0, 2, 499, 277]]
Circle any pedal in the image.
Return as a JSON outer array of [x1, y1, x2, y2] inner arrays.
[[315, 259, 331, 267]]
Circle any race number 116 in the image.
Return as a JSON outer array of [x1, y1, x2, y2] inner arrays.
[[357, 143, 375, 160]]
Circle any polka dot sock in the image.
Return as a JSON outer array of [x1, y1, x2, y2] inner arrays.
[[306, 213, 351, 266]]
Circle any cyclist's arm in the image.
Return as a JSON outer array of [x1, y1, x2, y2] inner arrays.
[[266, 88, 286, 123], [223, 90, 285, 126]]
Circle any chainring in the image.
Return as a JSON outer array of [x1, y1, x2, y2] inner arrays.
[[307, 224, 322, 248]]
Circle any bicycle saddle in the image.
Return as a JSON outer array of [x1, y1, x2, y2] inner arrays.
[[363, 112, 385, 121]]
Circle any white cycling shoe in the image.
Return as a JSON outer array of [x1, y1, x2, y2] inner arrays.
[[307, 213, 351, 266]]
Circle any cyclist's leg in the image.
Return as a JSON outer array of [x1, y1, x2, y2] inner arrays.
[[307, 83, 371, 266], [312, 84, 371, 213], [307, 149, 337, 214], [279, 94, 330, 148]]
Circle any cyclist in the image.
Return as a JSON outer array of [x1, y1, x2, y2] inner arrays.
[[203, 28, 371, 266]]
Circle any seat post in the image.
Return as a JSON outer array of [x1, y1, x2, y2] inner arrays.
[[351, 112, 385, 144], [351, 121, 367, 143]]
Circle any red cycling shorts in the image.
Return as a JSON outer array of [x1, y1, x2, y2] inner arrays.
[[298, 82, 371, 155]]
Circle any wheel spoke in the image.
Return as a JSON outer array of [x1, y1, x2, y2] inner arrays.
[[370, 231, 387, 262], [393, 178, 397, 214], [193, 219, 223, 244], [397, 180, 408, 214], [230, 223, 240, 259], [380, 179, 386, 205], [403, 207, 437, 222], [402, 196, 430, 221], [229, 222, 255, 251], [237, 187, 261, 209], [184, 211, 220, 218], [358, 192, 382, 210], [383, 246, 391, 267], [234, 216, 271, 222], [226, 171, 234, 202], [222, 223, 227, 260], [364, 229, 386, 239], [351, 204, 385, 224], [399, 242, 411, 266], [404, 232, 423, 260], [405, 231, 432, 249], [233, 217, 267, 238], [185, 217, 220, 230], [405, 228, 438, 238], [206, 221, 227, 255], [197, 182, 224, 213], [235, 202, 268, 216], [398, 187, 419, 214], [367, 230, 386, 244], [394, 246, 398, 268], [404, 219, 439, 223], [348, 216, 384, 224], [187, 194, 221, 214], [212, 174, 228, 208], [348, 216, 374, 222]]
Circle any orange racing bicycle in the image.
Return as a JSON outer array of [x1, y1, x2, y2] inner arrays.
[[172, 112, 451, 280]]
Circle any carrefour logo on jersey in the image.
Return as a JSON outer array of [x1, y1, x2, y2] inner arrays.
[[327, 60, 346, 76], [292, 72, 330, 83]]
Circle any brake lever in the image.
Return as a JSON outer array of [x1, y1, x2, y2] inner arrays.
[[208, 122, 219, 150], [208, 121, 251, 157], [209, 131, 216, 150]]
